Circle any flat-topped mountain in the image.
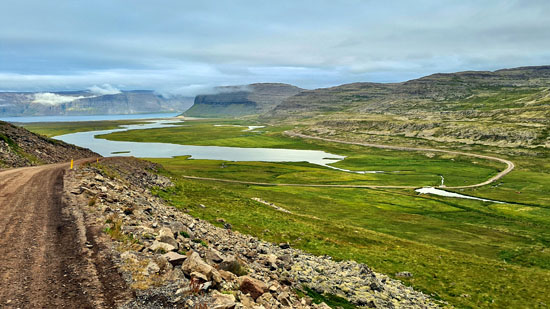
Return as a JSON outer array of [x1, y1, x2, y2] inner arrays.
[[0, 90, 193, 117], [184, 83, 303, 117]]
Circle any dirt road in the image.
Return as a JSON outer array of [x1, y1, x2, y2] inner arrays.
[[0, 162, 130, 308], [181, 132, 515, 190], [285, 132, 515, 189]]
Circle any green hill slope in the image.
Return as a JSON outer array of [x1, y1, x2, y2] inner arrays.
[[266, 66, 550, 148]]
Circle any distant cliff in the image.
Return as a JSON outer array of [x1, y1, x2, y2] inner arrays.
[[184, 83, 303, 117], [0, 90, 193, 117]]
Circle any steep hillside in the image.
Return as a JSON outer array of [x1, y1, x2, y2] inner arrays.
[[267, 66, 550, 148], [0, 121, 98, 168], [0, 90, 193, 116], [184, 83, 303, 117]]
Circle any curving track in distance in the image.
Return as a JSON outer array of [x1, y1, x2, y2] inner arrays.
[[181, 132, 515, 190]]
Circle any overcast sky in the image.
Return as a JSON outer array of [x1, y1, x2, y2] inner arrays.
[[1, 0, 550, 95]]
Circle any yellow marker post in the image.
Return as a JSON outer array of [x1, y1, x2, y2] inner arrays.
[[70, 159, 74, 170]]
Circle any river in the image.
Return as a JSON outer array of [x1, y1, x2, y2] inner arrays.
[[54, 119, 354, 170]]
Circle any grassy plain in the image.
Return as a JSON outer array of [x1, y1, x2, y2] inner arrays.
[[98, 119, 503, 187], [26, 118, 550, 308], [150, 158, 550, 308]]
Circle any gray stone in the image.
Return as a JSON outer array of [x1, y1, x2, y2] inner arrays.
[[149, 240, 176, 252], [163, 252, 187, 266], [210, 290, 236, 309]]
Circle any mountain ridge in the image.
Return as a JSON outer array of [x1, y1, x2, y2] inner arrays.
[[263, 65, 550, 148], [0, 90, 193, 117]]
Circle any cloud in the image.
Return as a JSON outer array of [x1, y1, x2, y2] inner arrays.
[[88, 84, 121, 95], [32, 93, 88, 105], [157, 84, 218, 97], [1, 0, 550, 92]]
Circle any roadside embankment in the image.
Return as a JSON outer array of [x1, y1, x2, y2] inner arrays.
[[0, 120, 98, 168], [64, 157, 442, 308]]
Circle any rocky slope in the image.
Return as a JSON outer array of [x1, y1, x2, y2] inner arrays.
[[0, 121, 98, 168], [184, 83, 303, 117], [266, 66, 550, 148], [0, 90, 193, 116], [65, 157, 442, 308]]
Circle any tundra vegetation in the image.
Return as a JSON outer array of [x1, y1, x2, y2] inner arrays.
[[19, 66, 550, 308], [25, 116, 550, 308]]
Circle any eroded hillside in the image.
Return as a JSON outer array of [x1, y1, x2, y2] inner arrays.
[[0, 121, 98, 168]]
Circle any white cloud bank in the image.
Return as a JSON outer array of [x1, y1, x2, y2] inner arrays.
[[32, 93, 88, 105], [88, 84, 121, 95]]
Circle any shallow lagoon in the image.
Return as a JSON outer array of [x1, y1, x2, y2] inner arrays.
[[54, 118, 502, 202], [55, 120, 348, 169]]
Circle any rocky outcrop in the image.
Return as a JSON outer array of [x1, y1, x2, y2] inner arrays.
[[184, 83, 303, 117], [64, 157, 442, 308], [0, 121, 97, 168], [266, 66, 550, 148]]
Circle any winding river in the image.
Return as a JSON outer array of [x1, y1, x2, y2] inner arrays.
[[54, 119, 356, 171]]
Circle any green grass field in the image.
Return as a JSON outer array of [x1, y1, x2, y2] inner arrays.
[[149, 157, 550, 308], [98, 119, 504, 187], [25, 118, 550, 308]]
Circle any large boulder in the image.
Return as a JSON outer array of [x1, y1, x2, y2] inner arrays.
[[149, 240, 176, 252], [163, 252, 187, 266], [182, 251, 222, 284], [210, 291, 236, 309], [238, 276, 267, 300]]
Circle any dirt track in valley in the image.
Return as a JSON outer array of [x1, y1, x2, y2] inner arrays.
[[181, 132, 515, 191], [0, 161, 131, 308], [285, 132, 515, 189]]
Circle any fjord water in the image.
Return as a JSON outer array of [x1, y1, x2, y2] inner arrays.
[[54, 120, 346, 168], [0, 112, 181, 123]]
